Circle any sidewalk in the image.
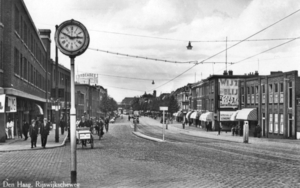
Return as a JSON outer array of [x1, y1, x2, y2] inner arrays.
[[0, 128, 68, 152], [139, 116, 300, 148]]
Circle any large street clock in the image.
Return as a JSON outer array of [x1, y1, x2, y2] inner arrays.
[[55, 19, 90, 58]]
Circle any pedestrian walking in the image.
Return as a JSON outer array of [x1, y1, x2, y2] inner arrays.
[[218, 123, 222, 135], [22, 120, 29, 140], [104, 116, 109, 132], [29, 119, 38, 148], [40, 118, 50, 148], [60, 118, 65, 135], [7, 118, 14, 139]]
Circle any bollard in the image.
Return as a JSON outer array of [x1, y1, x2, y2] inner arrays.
[[134, 119, 137, 132], [243, 121, 249, 143]]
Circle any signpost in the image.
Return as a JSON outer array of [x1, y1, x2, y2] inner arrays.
[[160, 106, 168, 141]]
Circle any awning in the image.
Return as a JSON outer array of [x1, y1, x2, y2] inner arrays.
[[190, 112, 197, 119], [236, 108, 257, 121], [220, 111, 236, 121], [35, 104, 44, 115], [177, 111, 183, 117], [186, 111, 193, 119], [230, 110, 240, 121], [199, 112, 213, 122]]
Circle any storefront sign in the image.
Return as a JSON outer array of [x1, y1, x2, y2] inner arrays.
[[220, 111, 235, 121], [0, 94, 5, 113], [76, 73, 98, 85], [6, 96, 17, 112], [219, 79, 239, 108]]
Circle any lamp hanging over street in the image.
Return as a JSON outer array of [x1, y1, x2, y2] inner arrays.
[[152, 80, 155, 84], [187, 41, 193, 50]]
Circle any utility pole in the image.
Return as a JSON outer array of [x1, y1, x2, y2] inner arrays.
[[55, 25, 59, 143]]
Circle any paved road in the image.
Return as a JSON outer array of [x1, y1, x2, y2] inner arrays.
[[0, 116, 299, 188]]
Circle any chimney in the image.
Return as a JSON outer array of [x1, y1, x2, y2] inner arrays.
[[255, 71, 259, 76], [223, 70, 228, 75], [228, 70, 233, 76], [153, 90, 156, 97]]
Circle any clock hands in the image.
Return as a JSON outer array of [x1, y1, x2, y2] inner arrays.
[[62, 32, 83, 40]]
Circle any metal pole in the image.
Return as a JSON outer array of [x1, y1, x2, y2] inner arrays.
[[163, 110, 165, 141], [55, 25, 59, 143], [70, 57, 77, 183], [243, 121, 249, 143]]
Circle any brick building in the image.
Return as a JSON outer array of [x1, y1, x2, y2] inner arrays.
[[75, 84, 106, 119], [0, 0, 52, 142], [239, 71, 300, 139]]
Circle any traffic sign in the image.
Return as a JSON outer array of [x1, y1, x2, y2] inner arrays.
[[160, 106, 168, 111]]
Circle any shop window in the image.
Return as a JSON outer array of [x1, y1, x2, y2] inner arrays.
[[274, 114, 278, 134], [279, 114, 283, 134], [269, 114, 273, 133]]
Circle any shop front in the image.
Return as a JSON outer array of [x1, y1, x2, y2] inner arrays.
[[200, 112, 213, 130], [236, 108, 258, 137], [219, 111, 238, 132]]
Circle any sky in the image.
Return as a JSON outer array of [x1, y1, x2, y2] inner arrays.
[[24, 0, 300, 102]]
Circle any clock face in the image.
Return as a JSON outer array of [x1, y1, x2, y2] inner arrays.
[[58, 24, 86, 52]]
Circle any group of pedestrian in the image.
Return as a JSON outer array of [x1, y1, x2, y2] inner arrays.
[[23, 118, 51, 149]]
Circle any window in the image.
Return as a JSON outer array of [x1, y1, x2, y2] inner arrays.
[[24, 23, 28, 44], [251, 86, 254, 94], [274, 114, 278, 133], [20, 54, 23, 78], [247, 87, 250, 94], [269, 114, 273, 133], [14, 48, 19, 74], [262, 84, 265, 93], [255, 86, 259, 104], [241, 87, 244, 95], [279, 114, 283, 134], [280, 83, 284, 103], [0, 41, 3, 70], [288, 82, 293, 108], [14, 6, 20, 33], [269, 84, 273, 104], [23, 58, 27, 80]]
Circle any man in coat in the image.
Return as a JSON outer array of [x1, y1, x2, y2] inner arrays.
[[29, 119, 38, 148], [40, 118, 50, 148]]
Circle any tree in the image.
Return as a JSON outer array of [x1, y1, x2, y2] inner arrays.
[[99, 95, 118, 116], [168, 95, 180, 115]]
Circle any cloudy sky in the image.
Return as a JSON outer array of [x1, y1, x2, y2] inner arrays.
[[24, 0, 300, 102]]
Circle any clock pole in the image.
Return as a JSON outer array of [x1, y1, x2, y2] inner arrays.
[[54, 19, 90, 185], [70, 57, 77, 183]]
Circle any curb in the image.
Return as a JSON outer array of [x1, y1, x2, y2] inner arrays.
[[0, 134, 68, 152], [132, 131, 165, 142]]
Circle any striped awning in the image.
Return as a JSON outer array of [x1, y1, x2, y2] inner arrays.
[[186, 111, 193, 119], [190, 112, 197, 119], [230, 110, 240, 121], [236, 108, 257, 121], [199, 112, 213, 122]]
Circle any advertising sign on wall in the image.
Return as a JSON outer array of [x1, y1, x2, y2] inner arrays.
[[219, 79, 239, 108], [76, 73, 98, 85], [6, 96, 17, 113], [0, 94, 5, 113]]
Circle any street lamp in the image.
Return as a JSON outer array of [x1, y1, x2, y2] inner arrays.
[[187, 41, 193, 50]]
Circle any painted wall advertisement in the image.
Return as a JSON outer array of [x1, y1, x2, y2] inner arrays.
[[76, 73, 98, 85], [219, 79, 239, 108], [5, 96, 17, 113]]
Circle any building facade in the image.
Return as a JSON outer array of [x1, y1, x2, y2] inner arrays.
[[0, 0, 52, 142], [240, 71, 300, 139]]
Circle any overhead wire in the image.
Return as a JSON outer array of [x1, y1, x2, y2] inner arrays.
[[148, 8, 300, 91]]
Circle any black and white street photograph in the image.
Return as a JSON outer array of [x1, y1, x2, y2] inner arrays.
[[0, 0, 300, 187]]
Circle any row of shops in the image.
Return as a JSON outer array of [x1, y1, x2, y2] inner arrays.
[[173, 108, 259, 136]]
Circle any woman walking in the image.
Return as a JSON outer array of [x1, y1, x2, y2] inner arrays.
[[29, 119, 38, 148]]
